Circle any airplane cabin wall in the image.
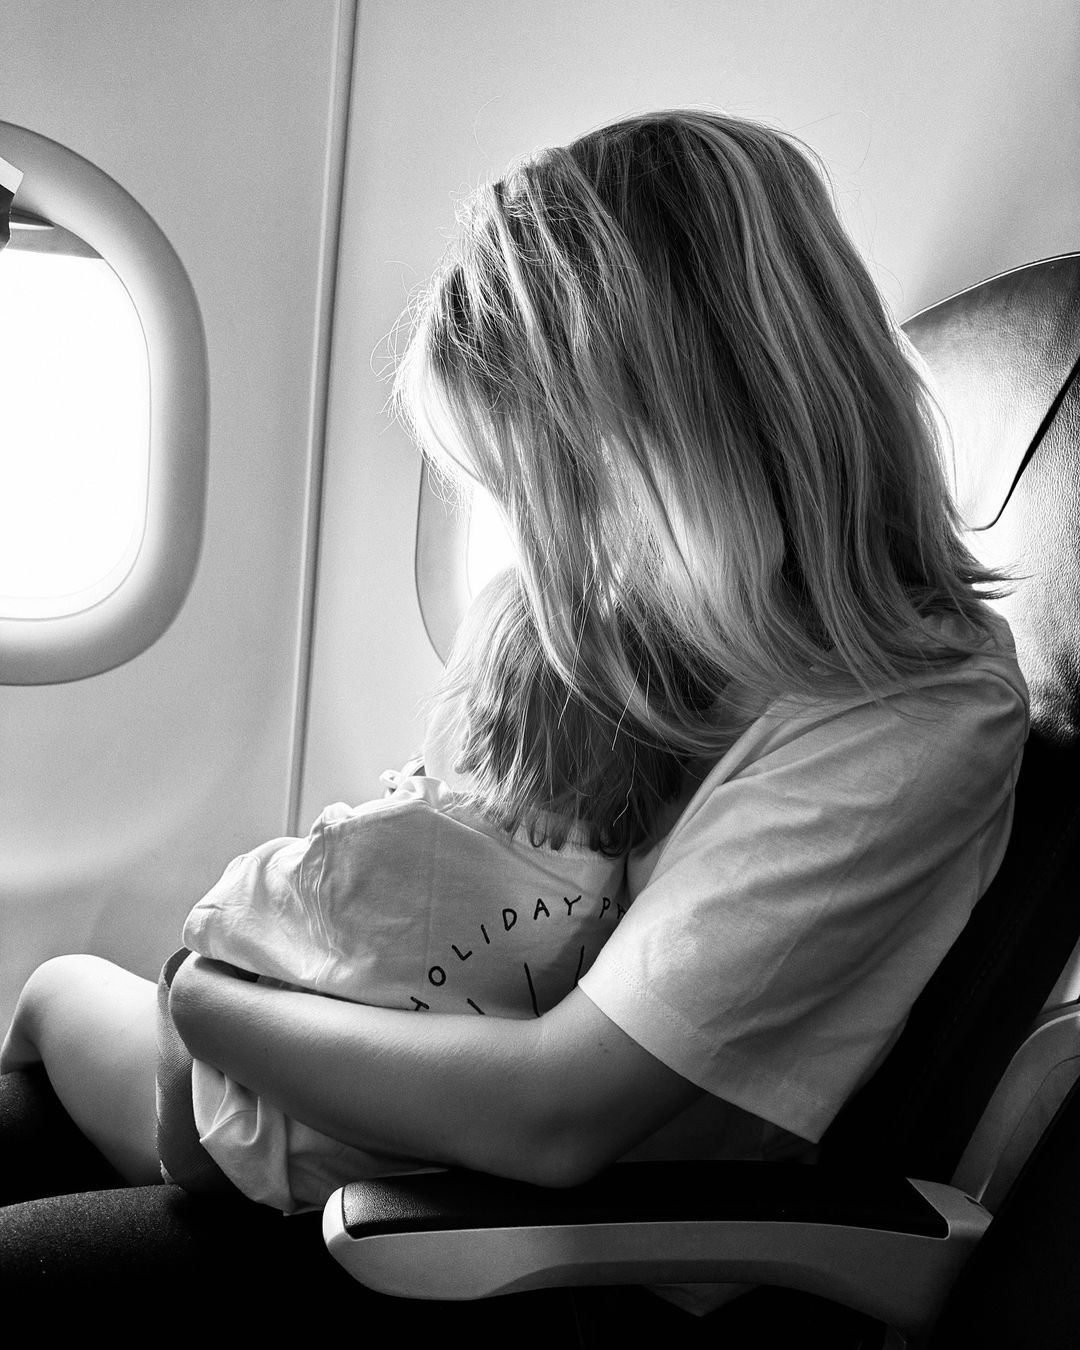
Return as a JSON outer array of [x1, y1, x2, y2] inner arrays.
[[2, 1, 1078, 1036], [0, 1, 354, 1032]]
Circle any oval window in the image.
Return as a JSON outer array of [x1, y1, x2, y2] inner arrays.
[[465, 487, 515, 598], [0, 215, 150, 618], [0, 124, 207, 685], [415, 466, 518, 664]]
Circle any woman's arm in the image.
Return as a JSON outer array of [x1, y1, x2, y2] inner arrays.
[[169, 955, 701, 1188]]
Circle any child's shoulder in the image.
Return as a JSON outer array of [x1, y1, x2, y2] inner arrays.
[[319, 775, 459, 831]]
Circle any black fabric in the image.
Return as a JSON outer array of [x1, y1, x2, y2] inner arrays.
[[0, 1066, 574, 1338], [0, 1067, 883, 1345], [822, 734, 1080, 1181], [0, 1063, 126, 1203], [341, 1161, 948, 1238]]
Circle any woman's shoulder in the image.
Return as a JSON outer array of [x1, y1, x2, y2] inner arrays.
[[918, 605, 1028, 705], [732, 606, 1026, 772], [625, 609, 1028, 893]]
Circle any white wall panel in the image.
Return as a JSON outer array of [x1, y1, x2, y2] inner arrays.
[[301, 0, 1079, 820], [1, 1, 353, 1030]]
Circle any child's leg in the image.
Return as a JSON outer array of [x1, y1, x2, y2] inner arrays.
[[1, 955, 161, 1185], [0, 1065, 126, 1203]]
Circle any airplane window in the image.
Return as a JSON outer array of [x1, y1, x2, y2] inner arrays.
[[0, 213, 149, 618], [415, 469, 518, 665], [465, 488, 515, 597], [0, 123, 207, 685]]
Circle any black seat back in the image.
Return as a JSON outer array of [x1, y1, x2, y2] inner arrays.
[[821, 254, 1080, 1182]]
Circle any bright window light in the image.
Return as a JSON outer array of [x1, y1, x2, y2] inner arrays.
[[0, 247, 149, 617], [466, 488, 516, 597]]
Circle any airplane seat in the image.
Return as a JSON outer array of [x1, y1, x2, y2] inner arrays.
[[820, 250, 1080, 1186], [321, 251, 1080, 1348]]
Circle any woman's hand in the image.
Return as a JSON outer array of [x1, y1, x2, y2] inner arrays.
[[169, 954, 701, 1188]]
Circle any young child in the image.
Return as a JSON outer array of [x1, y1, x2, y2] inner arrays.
[[4, 567, 689, 1212]]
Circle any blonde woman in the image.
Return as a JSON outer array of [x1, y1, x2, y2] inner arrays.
[[0, 111, 1026, 1336]]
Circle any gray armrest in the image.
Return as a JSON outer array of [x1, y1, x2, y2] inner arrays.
[[322, 1161, 990, 1337]]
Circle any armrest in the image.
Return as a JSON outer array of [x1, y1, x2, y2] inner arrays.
[[322, 1161, 990, 1337]]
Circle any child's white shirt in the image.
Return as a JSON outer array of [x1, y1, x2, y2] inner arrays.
[[183, 776, 627, 1211]]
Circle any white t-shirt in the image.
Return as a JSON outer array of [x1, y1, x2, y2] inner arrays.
[[183, 775, 627, 1211], [579, 610, 1029, 1148]]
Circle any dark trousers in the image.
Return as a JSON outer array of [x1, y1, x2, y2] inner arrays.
[[0, 1066, 879, 1345], [0, 1066, 632, 1342]]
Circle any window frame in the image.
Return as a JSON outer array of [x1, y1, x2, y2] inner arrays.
[[0, 121, 207, 684], [8, 206, 99, 259]]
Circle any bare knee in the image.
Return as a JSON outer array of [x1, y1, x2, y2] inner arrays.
[[2, 956, 132, 1072], [27, 954, 110, 995], [3, 956, 161, 1183], [21, 955, 121, 1026]]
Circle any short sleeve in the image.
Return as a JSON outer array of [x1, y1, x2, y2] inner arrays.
[[578, 653, 1028, 1142]]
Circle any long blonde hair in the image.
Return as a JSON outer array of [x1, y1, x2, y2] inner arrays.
[[398, 109, 1007, 757], [432, 568, 690, 854]]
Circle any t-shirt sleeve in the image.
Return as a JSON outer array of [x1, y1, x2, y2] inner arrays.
[[578, 664, 1028, 1142]]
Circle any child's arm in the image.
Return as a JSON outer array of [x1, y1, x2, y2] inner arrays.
[[1, 955, 162, 1185]]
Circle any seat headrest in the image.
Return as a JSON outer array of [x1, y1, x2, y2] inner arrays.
[[904, 254, 1080, 530]]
